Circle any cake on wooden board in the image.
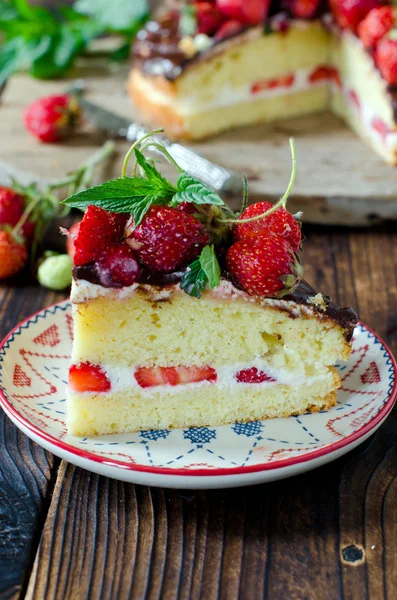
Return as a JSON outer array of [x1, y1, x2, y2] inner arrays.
[[129, 0, 397, 165]]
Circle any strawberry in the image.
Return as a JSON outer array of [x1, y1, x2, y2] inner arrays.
[[195, 2, 225, 34], [134, 365, 217, 388], [214, 18, 244, 40], [23, 94, 80, 143], [329, 0, 379, 32], [175, 201, 199, 215], [233, 201, 301, 252], [66, 221, 81, 261], [127, 205, 209, 273], [21, 220, 36, 246], [358, 6, 394, 50], [285, 0, 321, 19], [308, 65, 342, 87], [251, 74, 295, 94], [0, 230, 28, 279], [68, 362, 111, 393], [97, 243, 141, 288], [226, 233, 301, 296], [375, 37, 397, 85], [235, 367, 276, 383], [0, 187, 25, 227], [216, 0, 270, 25], [73, 206, 127, 267]]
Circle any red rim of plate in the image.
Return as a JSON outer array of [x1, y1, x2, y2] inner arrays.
[[0, 300, 396, 478]]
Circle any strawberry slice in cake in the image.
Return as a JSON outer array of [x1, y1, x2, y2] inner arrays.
[[63, 136, 357, 436]]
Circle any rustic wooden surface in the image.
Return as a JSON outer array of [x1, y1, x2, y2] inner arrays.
[[0, 224, 397, 600], [2, 60, 397, 226]]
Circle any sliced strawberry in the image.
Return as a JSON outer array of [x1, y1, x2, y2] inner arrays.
[[308, 66, 341, 87], [251, 73, 295, 94], [216, 0, 270, 25], [235, 367, 276, 383], [68, 362, 111, 393], [134, 365, 217, 388], [371, 117, 390, 140], [195, 2, 225, 35], [73, 205, 127, 267]]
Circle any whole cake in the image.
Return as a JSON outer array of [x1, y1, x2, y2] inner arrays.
[[129, 0, 397, 165], [63, 136, 357, 436]]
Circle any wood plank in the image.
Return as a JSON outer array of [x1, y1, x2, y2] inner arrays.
[[1, 61, 397, 226], [0, 284, 65, 600]]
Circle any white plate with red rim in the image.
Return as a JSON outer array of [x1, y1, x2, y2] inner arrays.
[[0, 299, 396, 489]]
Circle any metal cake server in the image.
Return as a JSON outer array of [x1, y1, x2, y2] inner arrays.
[[67, 80, 245, 197]]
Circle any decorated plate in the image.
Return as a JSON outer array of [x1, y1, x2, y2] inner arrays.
[[0, 300, 395, 489]]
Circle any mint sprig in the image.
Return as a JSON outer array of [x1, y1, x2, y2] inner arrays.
[[181, 245, 221, 299], [62, 143, 227, 226]]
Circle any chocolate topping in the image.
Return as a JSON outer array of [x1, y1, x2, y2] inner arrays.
[[133, 12, 188, 80]]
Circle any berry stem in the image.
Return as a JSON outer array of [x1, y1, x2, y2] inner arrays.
[[221, 138, 297, 224], [138, 141, 183, 173], [121, 129, 164, 178], [49, 141, 115, 191], [12, 195, 41, 236]]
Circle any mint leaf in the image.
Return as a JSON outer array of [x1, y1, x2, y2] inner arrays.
[[200, 245, 221, 289], [181, 245, 221, 298], [172, 173, 225, 207], [180, 259, 207, 299], [74, 0, 148, 31], [134, 148, 177, 192], [62, 176, 175, 224], [179, 5, 197, 37]]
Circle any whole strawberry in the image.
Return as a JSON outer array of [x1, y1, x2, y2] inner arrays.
[[358, 6, 394, 50], [216, 0, 270, 25], [23, 94, 80, 143], [73, 206, 127, 267], [329, 0, 379, 32], [0, 187, 25, 227], [226, 233, 301, 296], [195, 2, 225, 34], [0, 230, 28, 279], [284, 0, 322, 19], [127, 205, 209, 273], [233, 201, 301, 252], [375, 37, 397, 85]]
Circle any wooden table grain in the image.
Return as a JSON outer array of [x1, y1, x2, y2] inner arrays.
[[1, 224, 397, 600]]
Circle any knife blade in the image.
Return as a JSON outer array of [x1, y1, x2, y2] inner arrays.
[[67, 80, 245, 198]]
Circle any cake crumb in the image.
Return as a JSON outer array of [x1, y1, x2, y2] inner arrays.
[[308, 293, 327, 311]]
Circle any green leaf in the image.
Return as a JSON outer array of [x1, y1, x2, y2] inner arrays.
[[180, 259, 207, 299], [61, 176, 175, 218], [179, 5, 197, 37], [0, 36, 49, 85], [73, 0, 148, 32], [134, 148, 177, 192], [172, 173, 225, 207], [181, 245, 221, 298], [199, 245, 221, 290]]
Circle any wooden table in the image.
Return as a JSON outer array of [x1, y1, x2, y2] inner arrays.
[[1, 223, 397, 600]]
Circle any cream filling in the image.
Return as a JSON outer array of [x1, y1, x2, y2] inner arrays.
[[135, 65, 330, 116], [69, 358, 332, 396]]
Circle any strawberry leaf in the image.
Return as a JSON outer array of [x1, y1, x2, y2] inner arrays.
[[172, 173, 225, 206]]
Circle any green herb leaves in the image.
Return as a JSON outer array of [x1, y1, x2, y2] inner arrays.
[[172, 173, 225, 207], [181, 245, 221, 298], [0, 0, 148, 84], [63, 148, 226, 226]]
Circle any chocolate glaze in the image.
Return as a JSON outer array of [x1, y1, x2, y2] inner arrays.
[[73, 265, 357, 341]]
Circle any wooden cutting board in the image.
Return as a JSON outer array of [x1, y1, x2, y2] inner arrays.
[[1, 57, 397, 226]]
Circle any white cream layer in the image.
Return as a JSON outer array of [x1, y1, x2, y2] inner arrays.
[[69, 358, 332, 396]]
